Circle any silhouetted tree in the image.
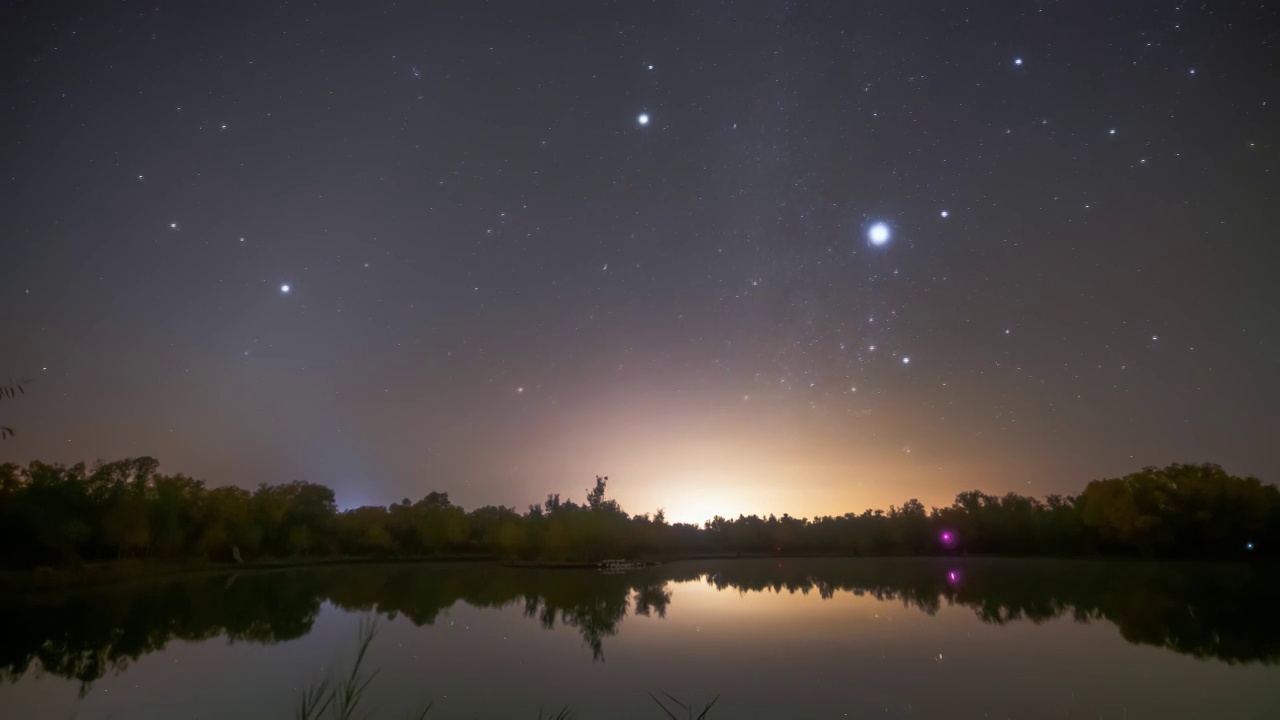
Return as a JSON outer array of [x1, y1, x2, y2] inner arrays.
[[0, 460, 1274, 570], [0, 377, 31, 440]]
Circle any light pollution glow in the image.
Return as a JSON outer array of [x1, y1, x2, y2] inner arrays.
[[438, 390, 1090, 526]]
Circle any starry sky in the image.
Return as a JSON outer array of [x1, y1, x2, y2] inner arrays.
[[3, 1, 1278, 524]]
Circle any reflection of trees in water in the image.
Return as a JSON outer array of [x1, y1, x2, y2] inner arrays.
[[0, 573, 324, 695], [701, 559, 1280, 665], [2, 559, 1277, 689]]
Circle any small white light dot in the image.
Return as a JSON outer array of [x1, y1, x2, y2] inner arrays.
[[137, 174, 144, 181], [169, 222, 178, 229], [1109, 128, 1116, 135], [281, 284, 291, 294], [637, 113, 650, 126], [902, 357, 911, 364], [940, 210, 949, 218], [647, 64, 654, 70], [868, 222, 891, 246], [517, 387, 524, 393], [1014, 57, 1023, 66], [1151, 335, 1158, 341], [1189, 68, 1196, 75], [869, 345, 876, 351]]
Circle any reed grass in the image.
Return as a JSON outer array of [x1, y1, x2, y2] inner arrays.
[[295, 620, 714, 718]]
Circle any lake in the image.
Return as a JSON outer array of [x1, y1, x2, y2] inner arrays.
[[1, 558, 1278, 718]]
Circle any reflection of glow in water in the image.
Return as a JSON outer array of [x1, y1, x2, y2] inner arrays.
[[947, 569, 960, 585]]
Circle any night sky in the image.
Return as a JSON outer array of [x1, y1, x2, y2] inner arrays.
[[3, 1, 1277, 524]]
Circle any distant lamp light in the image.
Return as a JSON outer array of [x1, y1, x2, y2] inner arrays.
[[868, 222, 891, 246], [940, 531, 956, 548], [1246, 542, 1255, 551]]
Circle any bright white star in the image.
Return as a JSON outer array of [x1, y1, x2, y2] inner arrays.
[[280, 284, 291, 294], [940, 210, 949, 218], [902, 357, 911, 364], [637, 113, 650, 126], [1014, 57, 1023, 66], [868, 222, 891, 246]]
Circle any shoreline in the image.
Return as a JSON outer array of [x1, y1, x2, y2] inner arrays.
[[2, 552, 1267, 592]]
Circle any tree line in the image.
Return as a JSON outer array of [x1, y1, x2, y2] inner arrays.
[[0, 459, 1275, 568]]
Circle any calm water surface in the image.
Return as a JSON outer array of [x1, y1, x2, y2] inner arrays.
[[2, 558, 1278, 719]]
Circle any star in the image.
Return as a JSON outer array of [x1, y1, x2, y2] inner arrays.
[[517, 387, 524, 393], [169, 222, 178, 230], [637, 113, 650, 126], [280, 284, 291, 294], [940, 210, 949, 218], [902, 357, 911, 364], [1014, 57, 1023, 66], [867, 222, 891, 246], [1109, 128, 1117, 135], [647, 64, 654, 70]]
